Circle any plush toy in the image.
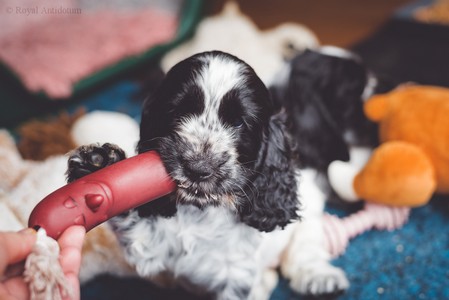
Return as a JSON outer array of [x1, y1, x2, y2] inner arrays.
[[17, 108, 86, 161], [329, 84, 449, 207], [326, 84, 449, 256], [414, 0, 449, 25], [161, 1, 319, 86], [0, 111, 140, 290]]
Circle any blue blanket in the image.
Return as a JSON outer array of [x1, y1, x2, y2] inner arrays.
[[75, 78, 449, 300], [60, 3, 449, 298]]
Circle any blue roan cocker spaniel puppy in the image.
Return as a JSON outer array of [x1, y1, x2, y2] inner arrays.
[[67, 49, 375, 299], [67, 51, 301, 300]]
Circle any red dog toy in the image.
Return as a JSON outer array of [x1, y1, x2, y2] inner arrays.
[[28, 151, 175, 239]]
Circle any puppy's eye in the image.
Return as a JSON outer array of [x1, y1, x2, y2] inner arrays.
[[219, 89, 246, 129], [220, 108, 245, 129], [172, 86, 204, 119], [231, 116, 244, 128]]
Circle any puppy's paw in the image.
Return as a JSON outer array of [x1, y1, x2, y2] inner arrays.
[[289, 262, 349, 296], [249, 269, 279, 300], [66, 143, 126, 182]]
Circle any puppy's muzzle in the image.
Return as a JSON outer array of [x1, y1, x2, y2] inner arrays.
[[183, 160, 214, 182]]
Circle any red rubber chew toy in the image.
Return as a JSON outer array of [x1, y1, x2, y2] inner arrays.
[[28, 151, 175, 239]]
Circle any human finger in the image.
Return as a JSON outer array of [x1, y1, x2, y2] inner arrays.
[[0, 229, 36, 275]]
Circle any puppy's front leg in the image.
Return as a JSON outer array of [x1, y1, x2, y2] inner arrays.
[[66, 143, 126, 182], [248, 268, 279, 300], [281, 169, 349, 296]]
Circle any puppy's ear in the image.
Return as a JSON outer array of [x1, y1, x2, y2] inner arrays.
[[281, 51, 350, 170], [138, 93, 167, 153], [239, 111, 300, 232], [291, 97, 350, 171], [137, 74, 174, 154]]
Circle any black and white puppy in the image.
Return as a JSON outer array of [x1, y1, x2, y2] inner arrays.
[[271, 46, 379, 172], [67, 51, 301, 299], [273, 46, 379, 295]]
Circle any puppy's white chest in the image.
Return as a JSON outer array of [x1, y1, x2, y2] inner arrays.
[[117, 205, 262, 279]]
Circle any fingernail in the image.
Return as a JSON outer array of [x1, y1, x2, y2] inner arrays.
[[19, 228, 37, 235]]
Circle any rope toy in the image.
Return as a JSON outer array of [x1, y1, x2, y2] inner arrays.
[[323, 203, 411, 258], [24, 229, 73, 300]]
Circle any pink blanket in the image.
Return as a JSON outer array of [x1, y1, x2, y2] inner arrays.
[[0, 6, 177, 99]]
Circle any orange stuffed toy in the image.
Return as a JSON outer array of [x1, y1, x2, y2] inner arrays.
[[330, 85, 449, 207], [322, 84, 449, 257]]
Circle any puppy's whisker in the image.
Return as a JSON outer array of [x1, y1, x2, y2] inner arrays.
[[138, 136, 165, 148], [238, 173, 258, 196], [240, 187, 253, 207], [247, 168, 268, 179], [240, 159, 258, 166]]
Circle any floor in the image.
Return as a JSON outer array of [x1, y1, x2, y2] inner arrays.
[[204, 0, 413, 47]]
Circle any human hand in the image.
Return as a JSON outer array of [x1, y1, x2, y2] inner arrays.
[[0, 226, 85, 300]]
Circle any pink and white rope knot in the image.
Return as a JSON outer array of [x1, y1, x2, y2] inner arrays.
[[323, 203, 410, 258]]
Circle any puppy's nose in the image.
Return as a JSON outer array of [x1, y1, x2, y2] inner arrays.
[[184, 161, 214, 181]]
